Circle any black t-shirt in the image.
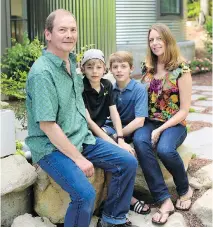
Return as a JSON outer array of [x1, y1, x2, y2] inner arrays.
[[82, 77, 115, 127]]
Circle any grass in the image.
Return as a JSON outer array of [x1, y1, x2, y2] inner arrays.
[[198, 97, 207, 101], [186, 124, 191, 133], [189, 107, 196, 113], [191, 153, 197, 159]]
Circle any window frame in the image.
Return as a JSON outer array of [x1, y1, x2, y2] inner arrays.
[[156, 0, 184, 20]]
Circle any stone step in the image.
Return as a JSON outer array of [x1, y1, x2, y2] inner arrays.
[[186, 113, 213, 123], [192, 86, 212, 91], [184, 127, 213, 159]]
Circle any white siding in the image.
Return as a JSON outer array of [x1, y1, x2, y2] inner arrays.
[[116, 0, 187, 46]]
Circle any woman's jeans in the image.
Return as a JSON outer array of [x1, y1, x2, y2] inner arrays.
[[133, 119, 188, 203], [38, 137, 138, 227]]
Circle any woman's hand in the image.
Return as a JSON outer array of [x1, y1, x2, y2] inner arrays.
[[151, 128, 163, 148]]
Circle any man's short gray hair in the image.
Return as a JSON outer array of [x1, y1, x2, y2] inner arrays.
[[45, 9, 76, 32]]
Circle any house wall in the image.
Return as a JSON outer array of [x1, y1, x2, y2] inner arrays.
[[116, 0, 194, 74], [27, 0, 116, 61], [1, 0, 11, 55]]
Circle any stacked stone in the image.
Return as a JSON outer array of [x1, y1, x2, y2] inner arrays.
[[1, 155, 37, 226]]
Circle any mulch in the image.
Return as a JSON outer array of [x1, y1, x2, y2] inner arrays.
[[187, 120, 212, 132], [192, 72, 212, 86]]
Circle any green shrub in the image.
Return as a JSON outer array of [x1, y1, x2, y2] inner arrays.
[[204, 16, 212, 38], [204, 37, 212, 58], [0, 33, 44, 99], [187, 57, 212, 74], [187, 1, 200, 19]]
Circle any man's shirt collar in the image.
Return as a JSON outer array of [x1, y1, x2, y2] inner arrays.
[[42, 48, 76, 68]]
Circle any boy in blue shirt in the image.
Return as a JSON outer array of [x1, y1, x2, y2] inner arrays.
[[103, 51, 151, 215], [81, 49, 135, 155]]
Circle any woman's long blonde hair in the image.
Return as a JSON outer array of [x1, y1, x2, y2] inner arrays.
[[145, 23, 185, 73]]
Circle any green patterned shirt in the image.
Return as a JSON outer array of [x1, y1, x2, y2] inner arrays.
[[25, 49, 96, 164]]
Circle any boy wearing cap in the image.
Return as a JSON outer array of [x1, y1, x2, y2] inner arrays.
[[103, 51, 151, 215], [81, 49, 135, 155]]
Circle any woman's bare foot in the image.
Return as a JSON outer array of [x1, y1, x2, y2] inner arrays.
[[175, 186, 193, 210], [152, 198, 174, 224]]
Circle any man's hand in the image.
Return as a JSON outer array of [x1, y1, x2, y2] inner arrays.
[[151, 128, 162, 148], [118, 140, 136, 157], [75, 156, 94, 178]]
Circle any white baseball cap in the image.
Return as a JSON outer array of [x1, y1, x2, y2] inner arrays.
[[81, 49, 105, 66]]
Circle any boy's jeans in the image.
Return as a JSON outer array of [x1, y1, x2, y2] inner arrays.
[[133, 119, 188, 203], [38, 137, 138, 227]]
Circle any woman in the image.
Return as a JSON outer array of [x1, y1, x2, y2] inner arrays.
[[133, 23, 193, 225]]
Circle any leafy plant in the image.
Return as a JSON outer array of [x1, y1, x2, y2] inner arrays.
[[204, 17, 212, 58], [0, 101, 9, 109], [16, 140, 23, 150], [187, 1, 200, 19], [187, 57, 212, 74], [76, 44, 95, 63], [15, 140, 25, 157], [1, 33, 44, 99], [204, 16, 212, 37]]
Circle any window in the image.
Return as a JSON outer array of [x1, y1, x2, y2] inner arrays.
[[157, 0, 183, 19], [10, 0, 28, 43]]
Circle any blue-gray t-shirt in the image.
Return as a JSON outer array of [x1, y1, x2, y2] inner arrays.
[[106, 79, 148, 126]]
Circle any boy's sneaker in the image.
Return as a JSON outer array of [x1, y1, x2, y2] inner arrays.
[[97, 218, 133, 227]]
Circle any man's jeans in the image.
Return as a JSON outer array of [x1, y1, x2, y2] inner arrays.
[[38, 137, 138, 227], [133, 119, 188, 203]]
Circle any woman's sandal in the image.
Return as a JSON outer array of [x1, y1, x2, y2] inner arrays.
[[175, 195, 192, 211], [152, 208, 175, 225], [130, 200, 151, 215]]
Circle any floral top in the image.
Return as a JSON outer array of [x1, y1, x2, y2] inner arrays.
[[141, 63, 190, 126]]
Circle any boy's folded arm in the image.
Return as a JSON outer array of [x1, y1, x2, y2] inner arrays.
[[122, 117, 145, 136], [85, 109, 117, 146]]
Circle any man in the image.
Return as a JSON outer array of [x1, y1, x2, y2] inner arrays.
[[25, 9, 137, 227]]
